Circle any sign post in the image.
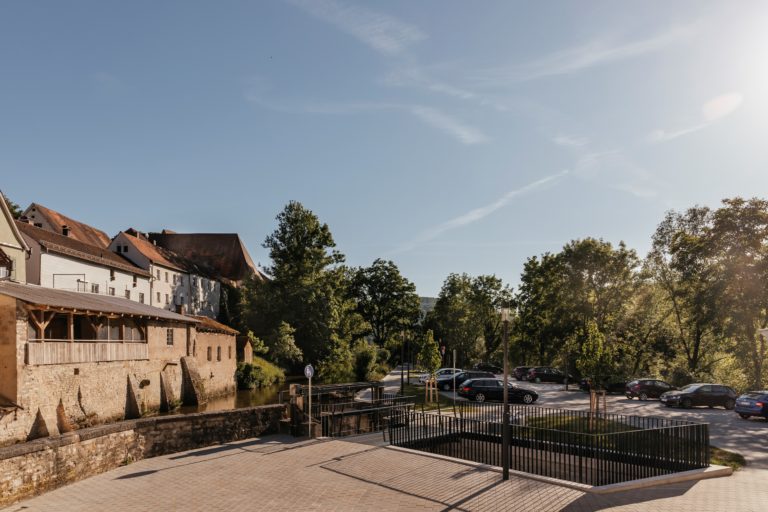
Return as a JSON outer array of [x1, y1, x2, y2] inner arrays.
[[304, 364, 314, 438], [501, 308, 510, 481]]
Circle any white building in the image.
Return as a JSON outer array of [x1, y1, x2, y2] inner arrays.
[[110, 229, 220, 318], [16, 221, 152, 304]]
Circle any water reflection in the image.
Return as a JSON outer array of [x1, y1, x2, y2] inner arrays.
[[175, 381, 292, 415]]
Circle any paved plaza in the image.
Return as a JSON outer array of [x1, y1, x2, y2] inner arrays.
[[3, 433, 766, 512]]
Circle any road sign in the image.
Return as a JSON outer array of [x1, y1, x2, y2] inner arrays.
[[304, 364, 314, 379]]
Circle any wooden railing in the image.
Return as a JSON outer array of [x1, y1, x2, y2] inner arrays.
[[26, 341, 149, 365]]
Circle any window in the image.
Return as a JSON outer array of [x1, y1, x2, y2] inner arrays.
[[228, 346, 232, 359], [207, 346, 212, 361], [156, 291, 161, 303], [123, 245, 129, 253], [173, 275, 177, 284], [165, 272, 168, 283], [116, 246, 122, 253], [108, 287, 115, 296], [110, 269, 115, 281], [139, 293, 145, 304], [216, 346, 221, 362], [165, 294, 169, 305], [91, 283, 99, 294], [124, 290, 131, 300], [166, 329, 174, 346], [132, 275, 137, 287], [156, 269, 160, 279]]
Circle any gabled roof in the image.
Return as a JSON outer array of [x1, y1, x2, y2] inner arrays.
[[0, 190, 29, 252], [122, 229, 211, 276], [17, 222, 150, 277], [190, 315, 239, 335], [0, 281, 196, 323], [148, 231, 264, 284], [23, 203, 111, 248]]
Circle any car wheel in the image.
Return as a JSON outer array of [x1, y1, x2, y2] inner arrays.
[[639, 392, 648, 401], [725, 399, 735, 410], [475, 393, 485, 403], [681, 398, 692, 409], [534, 377, 541, 383], [442, 383, 451, 391], [739, 413, 750, 419], [523, 393, 534, 404]]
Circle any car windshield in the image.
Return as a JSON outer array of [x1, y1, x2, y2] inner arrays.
[[679, 384, 702, 392], [743, 392, 768, 399]]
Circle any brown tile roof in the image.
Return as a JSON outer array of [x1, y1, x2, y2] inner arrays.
[[190, 315, 239, 335], [0, 281, 196, 323], [122, 230, 213, 277], [24, 203, 111, 248], [17, 222, 151, 277], [148, 232, 264, 284]]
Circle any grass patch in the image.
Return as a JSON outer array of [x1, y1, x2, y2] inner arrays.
[[236, 357, 285, 389], [400, 382, 456, 412], [710, 446, 746, 470], [526, 414, 635, 434]]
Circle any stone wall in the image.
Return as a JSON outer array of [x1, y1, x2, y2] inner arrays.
[[0, 404, 284, 508], [194, 330, 237, 398]]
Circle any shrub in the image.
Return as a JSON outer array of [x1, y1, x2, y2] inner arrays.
[[235, 357, 285, 389]]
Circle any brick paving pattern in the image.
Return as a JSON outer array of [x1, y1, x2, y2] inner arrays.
[[2, 435, 766, 512]]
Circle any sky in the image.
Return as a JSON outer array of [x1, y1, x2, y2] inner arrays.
[[2, 1, 768, 296]]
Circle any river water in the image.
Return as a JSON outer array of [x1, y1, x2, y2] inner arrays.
[[175, 380, 294, 415]]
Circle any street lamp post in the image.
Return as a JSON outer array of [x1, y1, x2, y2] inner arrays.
[[400, 330, 405, 395], [501, 308, 511, 481]]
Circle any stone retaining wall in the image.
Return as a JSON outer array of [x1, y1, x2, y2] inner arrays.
[[0, 404, 284, 508]]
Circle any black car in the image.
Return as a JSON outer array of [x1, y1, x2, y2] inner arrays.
[[625, 379, 676, 400], [579, 377, 628, 394], [457, 378, 538, 404], [513, 366, 532, 381], [473, 362, 503, 374], [735, 391, 768, 420], [435, 371, 495, 391], [660, 383, 737, 409], [526, 367, 571, 384]]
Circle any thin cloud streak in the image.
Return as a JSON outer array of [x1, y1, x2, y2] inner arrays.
[[285, 0, 425, 56], [651, 92, 743, 142], [245, 88, 487, 145], [469, 24, 698, 84], [391, 171, 569, 254]]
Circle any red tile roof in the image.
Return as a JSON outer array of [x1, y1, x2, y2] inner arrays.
[[17, 222, 150, 277], [148, 232, 264, 284], [190, 315, 239, 335], [24, 203, 111, 248]]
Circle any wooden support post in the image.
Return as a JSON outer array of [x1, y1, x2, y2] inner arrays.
[[67, 313, 74, 342]]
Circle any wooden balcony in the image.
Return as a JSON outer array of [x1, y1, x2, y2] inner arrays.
[[26, 341, 149, 365]]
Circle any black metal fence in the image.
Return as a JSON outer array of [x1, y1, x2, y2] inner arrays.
[[389, 404, 709, 486], [314, 395, 415, 437]]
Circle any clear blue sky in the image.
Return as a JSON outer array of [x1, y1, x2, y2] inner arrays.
[[2, 1, 767, 296]]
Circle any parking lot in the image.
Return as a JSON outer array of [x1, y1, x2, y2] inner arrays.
[[435, 378, 768, 469]]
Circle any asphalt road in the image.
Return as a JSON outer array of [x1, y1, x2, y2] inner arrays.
[[436, 379, 768, 469]]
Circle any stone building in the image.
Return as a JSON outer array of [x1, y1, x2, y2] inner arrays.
[[0, 281, 237, 446], [110, 229, 221, 318], [17, 221, 152, 304]]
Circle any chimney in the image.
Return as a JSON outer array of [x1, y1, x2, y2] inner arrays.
[[176, 304, 186, 315], [62, 225, 70, 237]]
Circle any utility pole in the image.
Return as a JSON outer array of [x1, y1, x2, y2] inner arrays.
[[501, 308, 510, 481], [400, 330, 405, 395]]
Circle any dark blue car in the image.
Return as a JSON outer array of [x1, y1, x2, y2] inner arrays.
[[735, 391, 768, 420]]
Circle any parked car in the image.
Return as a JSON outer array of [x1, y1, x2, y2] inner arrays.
[[526, 367, 572, 384], [435, 371, 495, 391], [625, 379, 676, 400], [418, 367, 461, 384], [513, 366, 532, 381], [457, 378, 538, 404], [473, 362, 503, 374], [735, 391, 768, 420], [660, 383, 737, 409], [579, 377, 628, 394]]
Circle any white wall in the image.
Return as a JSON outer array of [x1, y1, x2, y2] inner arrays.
[[39, 253, 151, 303]]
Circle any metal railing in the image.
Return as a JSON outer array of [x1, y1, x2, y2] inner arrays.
[[389, 405, 710, 486]]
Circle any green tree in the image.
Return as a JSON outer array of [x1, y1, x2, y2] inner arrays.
[[576, 320, 617, 379], [419, 330, 441, 376], [350, 259, 420, 347], [2, 193, 22, 219], [267, 322, 303, 367]]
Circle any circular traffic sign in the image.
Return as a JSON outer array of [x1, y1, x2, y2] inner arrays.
[[304, 364, 314, 379]]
